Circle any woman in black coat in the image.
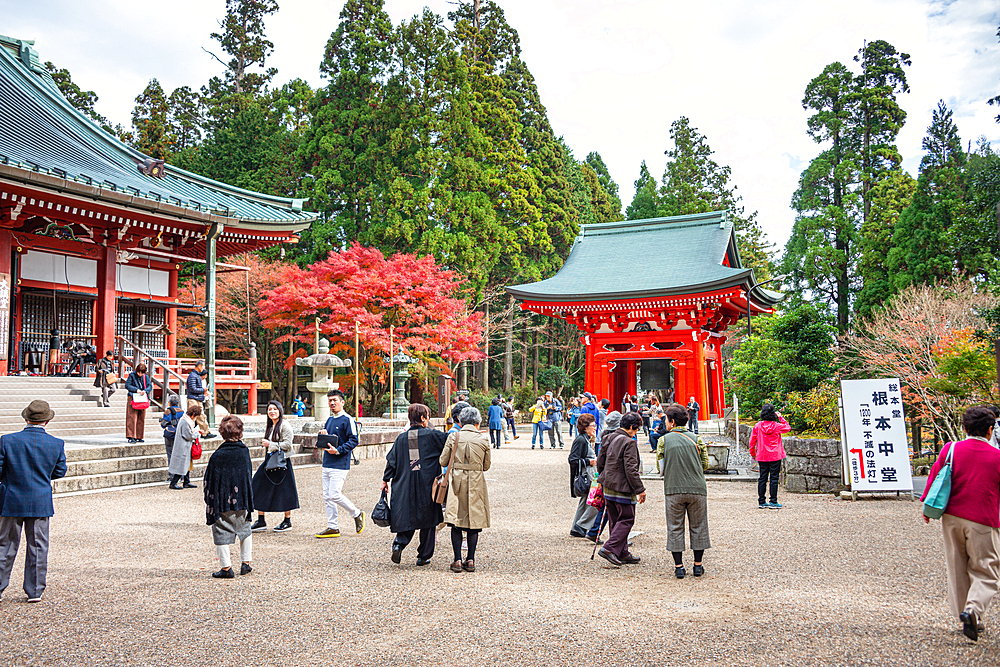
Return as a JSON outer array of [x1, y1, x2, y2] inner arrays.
[[568, 413, 598, 538], [204, 415, 254, 578], [250, 400, 299, 533], [381, 403, 448, 566]]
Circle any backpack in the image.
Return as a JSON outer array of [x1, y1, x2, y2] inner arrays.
[[160, 407, 181, 438]]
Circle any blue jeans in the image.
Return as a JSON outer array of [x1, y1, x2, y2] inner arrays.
[[569, 422, 576, 438], [532, 422, 542, 444], [588, 506, 605, 537]]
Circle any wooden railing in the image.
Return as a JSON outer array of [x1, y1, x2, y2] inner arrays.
[[115, 336, 187, 411]]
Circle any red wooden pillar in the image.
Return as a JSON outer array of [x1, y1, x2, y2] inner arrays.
[[693, 332, 708, 420], [626, 359, 637, 398], [583, 336, 595, 395], [95, 245, 117, 357], [0, 229, 12, 375], [166, 266, 178, 359]]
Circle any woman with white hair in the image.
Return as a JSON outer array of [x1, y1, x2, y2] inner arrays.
[[440, 405, 491, 573]]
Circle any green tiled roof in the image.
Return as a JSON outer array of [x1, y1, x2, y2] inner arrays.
[[506, 211, 781, 304], [0, 35, 316, 229]]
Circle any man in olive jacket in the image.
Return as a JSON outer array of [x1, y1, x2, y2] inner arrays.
[[659, 402, 711, 578], [0, 400, 67, 602], [596, 412, 646, 567]]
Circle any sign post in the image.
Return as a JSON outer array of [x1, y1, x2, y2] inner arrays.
[[840, 378, 914, 499]]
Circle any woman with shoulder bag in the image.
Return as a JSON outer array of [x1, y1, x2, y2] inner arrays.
[[167, 403, 202, 489], [250, 401, 299, 533], [159, 394, 184, 474], [569, 413, 598, 538], [920, 406, 1000, 642], [94, 350, 117, 407], [124, 363, 152, 443], [440, 406, 491, 573]]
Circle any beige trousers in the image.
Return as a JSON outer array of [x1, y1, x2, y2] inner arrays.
[[942, 513, 1000, 619], [187, 399, 211, 435]]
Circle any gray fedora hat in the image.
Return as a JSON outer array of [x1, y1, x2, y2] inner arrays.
[[22, 400, 55, 423]]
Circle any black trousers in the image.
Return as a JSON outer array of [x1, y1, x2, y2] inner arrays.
[[758, 460, 782, 504], [393, 528, 435, 560]]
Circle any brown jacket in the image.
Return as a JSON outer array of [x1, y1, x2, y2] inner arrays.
[[440, 425, 491, 530], [597, 428, 645, 496]]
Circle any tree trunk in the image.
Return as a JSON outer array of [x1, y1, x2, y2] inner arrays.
[[503, 299, 513, 391], [458, 360, 468, 391], [481, 300, 490, 391], [532, 324, 539, 391], [520, 320, 528, 386]]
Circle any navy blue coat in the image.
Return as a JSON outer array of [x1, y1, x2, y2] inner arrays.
[[0, 426, 67, 518], [124, 371, 152, 400], [186, 370, 205, 401]]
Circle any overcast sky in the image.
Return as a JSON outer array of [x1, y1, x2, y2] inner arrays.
[[4, 0, 999, 251]]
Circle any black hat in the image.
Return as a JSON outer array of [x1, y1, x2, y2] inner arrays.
[[22, 400, 55, 423]]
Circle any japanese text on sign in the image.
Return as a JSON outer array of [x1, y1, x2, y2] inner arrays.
[[840, 378, 913, 492]]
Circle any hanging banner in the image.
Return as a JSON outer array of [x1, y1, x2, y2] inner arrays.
[[840, 378, 913, 492], [0, 272, 9, 360]]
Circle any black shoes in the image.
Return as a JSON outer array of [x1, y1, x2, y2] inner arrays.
[[251, 517, 267, 532], [621, 554, 641, 564], [391, 546, 402, 564], [597, 549, 622, 567], [240, 563, 252, 576], [570, 530, 587, 538], [693, 564, 704, 577], [182, 480, 196, 489], [127, 438, 137, 444], [675, 566, 686, 579], [212, 568, 235, 579], [586, 534, 603, 545], [416, 558, 432, 566], [168, 482, 182, 490], [205, 432, 217, 439], [273, 518, 292, 532], [961, 610, 979, 641]]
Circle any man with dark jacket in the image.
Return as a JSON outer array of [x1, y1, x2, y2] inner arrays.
[[0, 400, 67, 602], [686, 396, 701, 434], [186, 361, 214, 438], [580, 393, 601, 434], [544, 391, 564, 449], [315, 390, 364, 538], [596, 411, 646, 567]]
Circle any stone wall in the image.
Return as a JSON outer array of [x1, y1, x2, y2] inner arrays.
[[725, 420, 844, 494], [298, 418, 447, 464]]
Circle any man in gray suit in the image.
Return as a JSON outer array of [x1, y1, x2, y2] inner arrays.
[[0, 400, 67, 602]]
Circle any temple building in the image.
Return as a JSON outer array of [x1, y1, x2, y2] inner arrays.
[[0, 35, 315, 413], [506, 211, 780, 420]]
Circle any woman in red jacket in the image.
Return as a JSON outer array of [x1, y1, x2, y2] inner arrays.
[[749, 404, 791, 509], [920, 405, 1000, 642]]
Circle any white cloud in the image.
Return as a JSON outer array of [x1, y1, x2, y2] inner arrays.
[[3, 0, 998, 252]]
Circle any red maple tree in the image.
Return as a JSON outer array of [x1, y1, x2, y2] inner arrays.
[[259, 243, 485, 412]]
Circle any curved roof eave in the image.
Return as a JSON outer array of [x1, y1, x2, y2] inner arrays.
[[506, 269, 755, 303]]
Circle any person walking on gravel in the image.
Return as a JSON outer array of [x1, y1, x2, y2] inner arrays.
[[568, 413, 598, 538], [440, 406, 491, 573], [596, 412, 646, 567], [203, 416, 254, 578], [0, 400, 66, 602], [921, 405, 1000, 642], [659, 403, 711, 579], [315, 390, 365, 539], [749, 404, 791, 509], [383, 404, 448, 566]]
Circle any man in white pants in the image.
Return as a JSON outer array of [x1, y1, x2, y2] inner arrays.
[[315, 390, 365, 538]]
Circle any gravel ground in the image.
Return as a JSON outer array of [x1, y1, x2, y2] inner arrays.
[[0, 434, 989, 666]]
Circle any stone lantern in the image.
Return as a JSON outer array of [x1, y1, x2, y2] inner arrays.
[[384, 351, 417, 419], [295, 338, 351, 422]]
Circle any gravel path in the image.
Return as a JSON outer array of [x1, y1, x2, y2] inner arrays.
[[0, 434, 989, 666]]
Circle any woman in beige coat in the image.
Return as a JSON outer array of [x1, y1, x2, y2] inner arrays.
[[440, 406, 491, 573]]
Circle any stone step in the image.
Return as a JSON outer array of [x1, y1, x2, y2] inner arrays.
[[53, 452, 315, 494], [64, 443, 309, 477]]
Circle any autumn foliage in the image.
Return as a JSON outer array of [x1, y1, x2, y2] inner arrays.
[[259, 244, 485, 409], [841, 280, 997, 442]]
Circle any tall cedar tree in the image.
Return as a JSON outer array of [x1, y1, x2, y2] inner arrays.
[[299, 0, 395, 256], [626, 161, 659, 220], [854, 170, 916, 318], [948, 141, 1000, 277], [43, 62, 108, 127], [886, 101, 966, 292], [585, 152, 624, 219], [988, 24, 1000, 122], [783, 42, 909, 332], [131, 79, 174, 160], [205, 0, 279, 96]]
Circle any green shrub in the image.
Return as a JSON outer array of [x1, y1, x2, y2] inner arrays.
[[785, 381, 840, 437], [511, 383, 539, 412], [536, 365, 572, 395]]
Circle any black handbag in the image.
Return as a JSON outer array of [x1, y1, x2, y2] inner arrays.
[[574, 460, 592, 496], [372, 489, 391, 528], [265, 450, 287, 471]]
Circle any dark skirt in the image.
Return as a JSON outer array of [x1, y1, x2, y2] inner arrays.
[[251, 452, 300, 513]]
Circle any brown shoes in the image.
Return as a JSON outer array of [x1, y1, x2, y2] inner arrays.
[[450, 560, 463, 573], [463, 559, 475, 572]]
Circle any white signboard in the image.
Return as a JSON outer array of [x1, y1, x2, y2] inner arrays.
[[840, 378, 913, 492]]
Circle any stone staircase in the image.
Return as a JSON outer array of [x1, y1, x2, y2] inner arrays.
[[0, 376, 162, 439], [55, 434, 317, 495]]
